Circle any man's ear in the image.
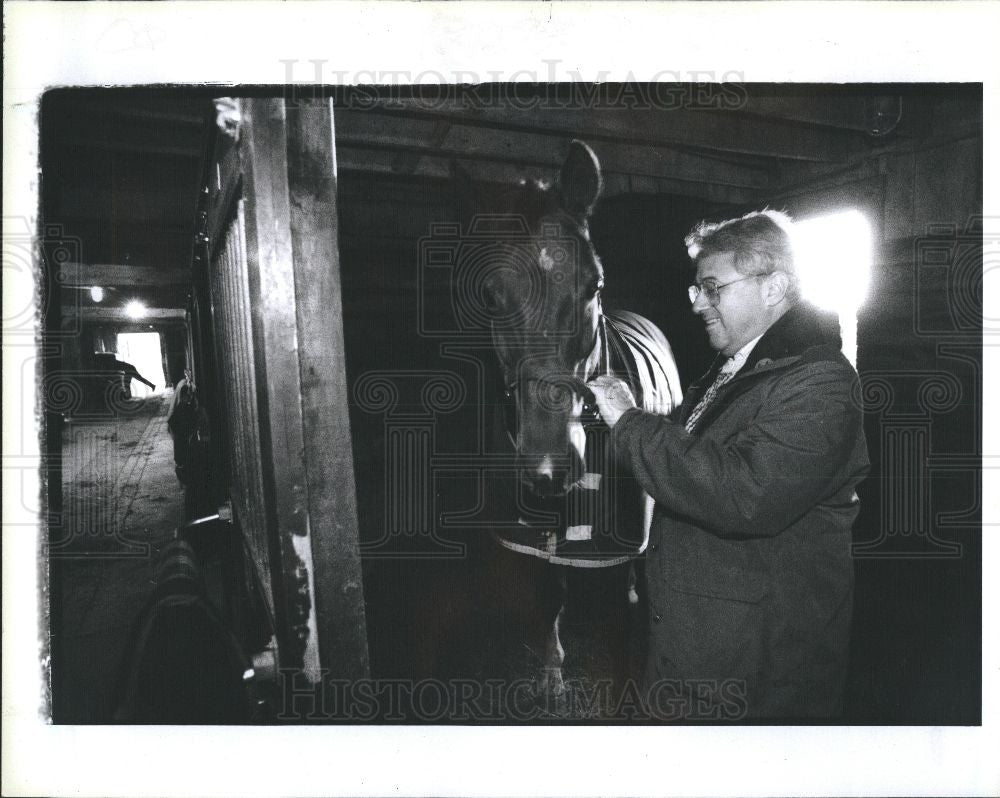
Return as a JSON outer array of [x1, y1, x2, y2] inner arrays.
[[763, 270, 792, 306], [557, 140, 603, 219]]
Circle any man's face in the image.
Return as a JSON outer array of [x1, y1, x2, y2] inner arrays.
[[692, 252, 770, 357]]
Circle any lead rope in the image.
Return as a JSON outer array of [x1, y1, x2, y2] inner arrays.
[[582, 314, 611, 420], [595, 314, 642, 598], [599, 314, 611, 378], [585, 313, 611, 383]]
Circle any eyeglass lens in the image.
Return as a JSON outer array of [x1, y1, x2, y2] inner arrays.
[[688, 283, 720, 304]]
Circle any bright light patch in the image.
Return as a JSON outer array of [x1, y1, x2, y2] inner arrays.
[[125, 300, 146, 319], [89, 286, 104, 302], [792, 209, 873, 366], [116, 331, 165, 398]]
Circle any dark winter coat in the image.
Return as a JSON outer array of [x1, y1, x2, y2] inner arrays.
[[612, 302, 869, 719]]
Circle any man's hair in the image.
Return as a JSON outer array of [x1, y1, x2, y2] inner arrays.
[[685, 209, 799, 300]]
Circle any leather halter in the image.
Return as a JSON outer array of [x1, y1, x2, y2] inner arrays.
[[494, 314, 612, 449]]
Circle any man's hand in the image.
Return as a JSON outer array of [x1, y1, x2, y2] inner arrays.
[[587, 375, 637, 428]]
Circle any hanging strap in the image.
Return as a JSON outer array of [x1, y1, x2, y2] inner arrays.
[[598, 314, 611, 378]]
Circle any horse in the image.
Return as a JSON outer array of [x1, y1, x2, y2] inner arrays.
[[454, 140, 683, 701]]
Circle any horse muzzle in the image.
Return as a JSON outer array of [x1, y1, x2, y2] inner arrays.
[[519, 453, 585, 498]]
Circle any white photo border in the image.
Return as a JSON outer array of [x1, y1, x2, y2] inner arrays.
[[3, 2, 997, 796]]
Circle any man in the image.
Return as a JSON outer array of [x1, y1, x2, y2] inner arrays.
[[589, 210, 869, 720]]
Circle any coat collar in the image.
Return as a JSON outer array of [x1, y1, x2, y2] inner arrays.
[[745, 301, 842, 369], [692, 302, 843, 391], [680, 302, 845, 427]]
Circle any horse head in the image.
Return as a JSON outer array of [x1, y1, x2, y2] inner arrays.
[[456, 141, 607, 497]]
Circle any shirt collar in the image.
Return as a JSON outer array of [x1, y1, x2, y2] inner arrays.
[[720, 333, 765, 375]]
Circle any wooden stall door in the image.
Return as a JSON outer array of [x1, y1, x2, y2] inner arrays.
[[202, 97, 369, 687]]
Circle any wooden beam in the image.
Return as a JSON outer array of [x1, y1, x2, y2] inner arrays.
[[286, 98, 371, 682], [390, 119, 452, 176], [67, 307, 186, 321], [240, 98, 316, 677], [241, 97, 374, 683], [336, 136, 767, 191], [725, 95, 871, 132], [58, 263, 190, 288], [336, 109, 772, 187], [335, 156, 757, 206], [362, 104, 854, 164]]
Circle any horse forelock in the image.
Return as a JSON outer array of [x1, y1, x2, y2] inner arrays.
[[486, 175, 604, 375], [498, 179, 558, 228]]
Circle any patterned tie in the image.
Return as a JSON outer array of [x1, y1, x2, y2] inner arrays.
[[684, 364, 737, 433]]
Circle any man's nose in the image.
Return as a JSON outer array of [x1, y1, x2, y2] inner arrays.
[[691, 290, 711, 313]]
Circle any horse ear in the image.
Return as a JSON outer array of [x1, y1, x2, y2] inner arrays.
[[451, 161, 478, 229], [557, 140, 603, 218]]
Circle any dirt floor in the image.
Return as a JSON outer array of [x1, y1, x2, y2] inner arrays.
[[50, 392, 185, 722]]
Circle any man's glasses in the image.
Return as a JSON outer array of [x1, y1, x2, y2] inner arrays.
[[687, 274, 765, 306]]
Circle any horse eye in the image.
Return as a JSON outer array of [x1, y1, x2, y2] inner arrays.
[[588, 279, 604, 298]]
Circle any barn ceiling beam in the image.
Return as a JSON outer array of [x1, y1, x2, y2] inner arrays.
[[336, 108, 774, 176], [388, 119, 453, 175], [57, 263, 190, 288], [336, 136, 768, 191], [336, 160, 758, 206], [361, 105, 854, 164], [65, 307, 186, 321], [437, 122, 772, 187], [714, 96, 872, 132]]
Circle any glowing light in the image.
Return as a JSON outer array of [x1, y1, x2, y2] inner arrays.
[[793, 209, 872, 313], [792, 209, 873, 366], [125, 300, 147, 320], [89, 286, 104, 302]]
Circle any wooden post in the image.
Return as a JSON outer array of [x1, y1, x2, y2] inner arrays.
[[285, 98, 370, 681], [238, 98, 369, 684]]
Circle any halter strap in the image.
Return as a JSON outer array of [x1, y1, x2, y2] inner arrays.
[[493, 313, 610, 391], [494, 313, 610, 450], [596, 314, 611, 380]]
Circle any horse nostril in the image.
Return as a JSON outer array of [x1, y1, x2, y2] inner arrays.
[[519, 460, 562, 497]]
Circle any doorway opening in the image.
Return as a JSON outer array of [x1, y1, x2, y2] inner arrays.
[[116, 331, 166, 398], [792, 208, 873, 368]]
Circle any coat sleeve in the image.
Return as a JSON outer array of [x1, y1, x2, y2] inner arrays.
[[612, 359, 863, 538]]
